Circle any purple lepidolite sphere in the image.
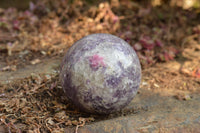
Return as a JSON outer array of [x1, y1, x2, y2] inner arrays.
[[60, 33, 141, 114]]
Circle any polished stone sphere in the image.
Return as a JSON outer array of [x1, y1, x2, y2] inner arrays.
[[60, 33, 141, 114]]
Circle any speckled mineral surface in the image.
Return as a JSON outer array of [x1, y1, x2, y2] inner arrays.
[[60, 33, 141, 114]]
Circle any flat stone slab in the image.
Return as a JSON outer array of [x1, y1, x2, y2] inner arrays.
[[0, 58, 61, 85], [65, 88, 200, 133]]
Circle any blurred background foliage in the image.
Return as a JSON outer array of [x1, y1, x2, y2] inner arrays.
[[0, 0, 199, 10], [0, 0, 199, 67]]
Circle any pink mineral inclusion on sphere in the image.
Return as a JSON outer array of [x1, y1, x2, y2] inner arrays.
[[89, 54, 105, 70]]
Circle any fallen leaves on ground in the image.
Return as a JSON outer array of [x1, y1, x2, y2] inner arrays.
[[0, 74, 96, 132]]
